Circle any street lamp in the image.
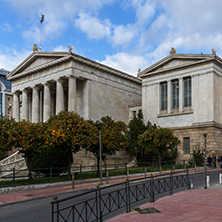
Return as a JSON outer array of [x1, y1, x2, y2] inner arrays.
[[95, 123, 103, 185], [203, 133, 207, 189]]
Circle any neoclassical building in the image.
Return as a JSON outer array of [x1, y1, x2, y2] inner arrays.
[[138, 48, 222, 161], [7, 46, 141, 124], [0, 69, 13, 118]]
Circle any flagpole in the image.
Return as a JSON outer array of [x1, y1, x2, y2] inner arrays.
[[40, 14, 44, 51]]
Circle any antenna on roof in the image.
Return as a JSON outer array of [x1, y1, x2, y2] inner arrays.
[[40, 13, 45, 51]]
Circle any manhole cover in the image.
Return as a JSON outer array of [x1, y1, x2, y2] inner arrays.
[[134, 207, 160, 214], [24, 194, 34, 197]]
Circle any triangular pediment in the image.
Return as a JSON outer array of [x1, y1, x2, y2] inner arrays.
[[7, 51, 69, 80], [139, 53, 216, 78]]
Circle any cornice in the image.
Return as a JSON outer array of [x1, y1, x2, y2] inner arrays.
[[170, 121, 222, 130], [138, 53, 218, 78], [7, 51, 141, 84]]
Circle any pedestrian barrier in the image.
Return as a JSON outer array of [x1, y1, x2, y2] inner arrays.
[[51, 170, 190, 222]]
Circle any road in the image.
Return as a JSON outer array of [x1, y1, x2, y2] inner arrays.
[[0, 170, 220, 222]]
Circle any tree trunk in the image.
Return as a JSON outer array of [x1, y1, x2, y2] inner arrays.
[[28, 159, 33, 182], [159, 152, 162, 170], [67, 151, 72, 179]]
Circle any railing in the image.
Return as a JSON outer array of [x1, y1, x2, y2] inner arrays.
[[51, 170, 190, 222]]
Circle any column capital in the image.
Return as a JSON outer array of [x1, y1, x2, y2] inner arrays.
[[67, 74, 77, 79]]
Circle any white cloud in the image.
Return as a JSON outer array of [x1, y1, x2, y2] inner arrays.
[[74, 13, 111, 40], [53, 45, 69, 52], [0, 49, 31, 71], [100, 52, 148, 76], [112, 25, 135, 46], [2, 24, 12, 32]]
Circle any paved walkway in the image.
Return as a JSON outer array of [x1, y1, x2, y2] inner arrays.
[[108, 184, 222, 222]]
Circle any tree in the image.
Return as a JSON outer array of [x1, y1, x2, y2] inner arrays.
[[88, 116, 128, 174], [126, 110, 156, 164], [14, 120, 48, 181], [138, 126, 180, 168], [47, 111, 96, 177], [0, 116, 18, 156]]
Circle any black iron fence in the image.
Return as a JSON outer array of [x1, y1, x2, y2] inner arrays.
[[51, 170, 190, 222], [0, 160, 194, 187]]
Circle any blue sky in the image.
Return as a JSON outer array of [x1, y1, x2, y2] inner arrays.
[[1, 0, 222, 76]]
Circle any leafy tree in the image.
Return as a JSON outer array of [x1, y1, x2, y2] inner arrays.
[[47, 111, 96, 177], [15, 121, 48, 181], [88, 116, 128, 174], [126, 110, 146, 159], [138, 127, 180, 168], [0, 116, 18, 156]]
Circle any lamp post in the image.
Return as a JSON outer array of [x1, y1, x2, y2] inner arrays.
[[203, 133, 207, 189], [96, 123, 103, 185]]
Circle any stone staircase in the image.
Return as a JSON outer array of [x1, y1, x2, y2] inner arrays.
[[0, 151, 27, 178]]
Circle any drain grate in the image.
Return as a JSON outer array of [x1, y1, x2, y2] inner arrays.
[[134, 207, 161, 214], [24, 194, 34, 197]]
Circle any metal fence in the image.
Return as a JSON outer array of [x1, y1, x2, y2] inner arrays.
[[51, 170, 190, 222], [0, 160, 193, 187]]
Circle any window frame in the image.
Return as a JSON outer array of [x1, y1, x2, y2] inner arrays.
[[172, 79, 179, 108], [183, 137, 190, 154], [160, 82, 167, 110], [184, 77, 192, 107]]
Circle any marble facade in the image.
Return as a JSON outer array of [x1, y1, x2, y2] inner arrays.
[[138, 49, 222, 161], [7, 48, 141, 124]]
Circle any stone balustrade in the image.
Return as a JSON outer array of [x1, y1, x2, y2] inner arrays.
[[0, 151, 27, 177]]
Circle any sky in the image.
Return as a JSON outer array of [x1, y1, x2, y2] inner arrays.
[[1, 0, 222, 77]]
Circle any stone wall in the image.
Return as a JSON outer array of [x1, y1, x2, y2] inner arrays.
[[173, 123, 222, 162]]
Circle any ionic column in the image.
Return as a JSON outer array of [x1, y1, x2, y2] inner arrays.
[[179, 78, 183, 112], [21, 89, 29, 121], [68, 75, 77, 112], [43, 83, 51, 122], [32, 86, 40, 123], [13, 92, 20, 121], [83, 80, 91, 119], [167, 80, 171, 113], [56, 79, 64, 114]]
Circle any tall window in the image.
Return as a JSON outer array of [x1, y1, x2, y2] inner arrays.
[[184, 77, 191, 107], [172, 79, 179, 108], [183, 137, 190, 154], [132, 111, 137, 118], [160, 82, 167, 110]]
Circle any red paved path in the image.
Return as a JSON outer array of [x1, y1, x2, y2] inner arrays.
[[108, 189, 222, 222]]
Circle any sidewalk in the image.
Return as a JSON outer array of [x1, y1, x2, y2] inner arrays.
[[108, 183, 222, 222], [0, 175, 145, 205], [0, 168, 221, 222]]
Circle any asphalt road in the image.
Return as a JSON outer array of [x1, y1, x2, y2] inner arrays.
[[0, 170, 220, 222]]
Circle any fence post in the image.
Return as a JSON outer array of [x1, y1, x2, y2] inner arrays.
[[80, 165, 82, 180], [50, 166, 53, 183], [143, 162, 145, 173], [144, 168, 147, 178], [125, 163, 127, 175], [126, 178, 131, 212], [170, 171, 173, 195], [186, 169, 190, 189], [12, 168, 15, 187], [106, 171, 109, 184], [72, 174, 75, 190], [219, 172, 222, 184], [150, 174, 154, 202]]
